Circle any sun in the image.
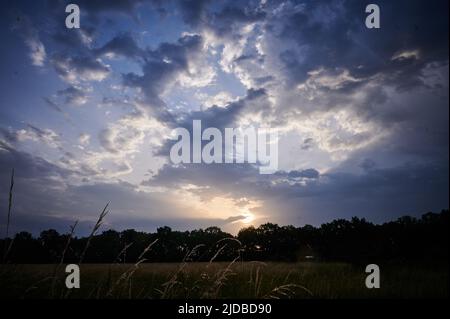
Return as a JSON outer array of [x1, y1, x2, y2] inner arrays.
[[241, 213, 255, 224]]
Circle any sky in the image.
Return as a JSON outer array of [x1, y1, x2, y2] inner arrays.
[[0, 0, 448, 236]]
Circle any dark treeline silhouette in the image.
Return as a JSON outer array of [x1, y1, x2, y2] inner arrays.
[[1, 210, 448, 264]]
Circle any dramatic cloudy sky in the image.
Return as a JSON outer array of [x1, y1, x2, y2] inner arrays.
[[0, 0, 448, 235]]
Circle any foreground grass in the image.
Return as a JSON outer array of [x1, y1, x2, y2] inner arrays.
[[0, 262, 447, 299]]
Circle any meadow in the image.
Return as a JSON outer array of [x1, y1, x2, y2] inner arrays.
[[0, 261, 447, 299], [1, 172, 448, 299]]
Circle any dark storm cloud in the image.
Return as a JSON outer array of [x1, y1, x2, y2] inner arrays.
[[75, 0, 144, 14], [208, 4, 266, 37], [52, 27, 96, 51], [51, 53, 111, 83], [274, 0, 449, 89], [286, 169, 319, 179], [46, 0, 146, 25], [179, 88, 267, 129], [144, 156, 448, 225], [254, 76, 275, 86], [0, 148, 99, 235], [153, 88, 269, 159], [142, 163, 264, 200], [0, 124, 62, 150], [4, 131, 445, 233], [168, 0, 449, 135], [0, 142, 70, 182], [177, 0, 266, 37], [301, 138, 314, 150], [144, 164, 322, 202], [0, 129, 19, 144], [0, 145, 181, 235], [95, 33, 143, 59], [122, 34, 204, 122], [297, 163, 449, 224], [57, 86, 88, 105], [178, 0, 211, 27]]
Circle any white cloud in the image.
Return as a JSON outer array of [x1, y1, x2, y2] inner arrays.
[[14, 15, 46, 67], [16, 125, 61, 149], [178, 62, 217, 88], [57, 85, 91, 105], [196, 91, 236, 109], [78, 133, 90, 146], [25, 37, 46, 66], [52, 55, 110, 84]]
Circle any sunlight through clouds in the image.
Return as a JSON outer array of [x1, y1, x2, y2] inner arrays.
[[0, 0, 448, 235]]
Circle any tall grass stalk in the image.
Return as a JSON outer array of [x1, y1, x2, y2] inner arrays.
[[78, 203, 109, 264], [5, 168, 14, 239], [115, 243, 133, 263], [158, 244, 205, 298], [61, 221, 78, 265], [106, 239, 159, 297], [50, 220, 78, 298], [2, 168, 15, 263], [62, 205, 108, 299]]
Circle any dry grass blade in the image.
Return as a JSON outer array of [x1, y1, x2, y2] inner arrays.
[[201, 256, 239, 299], [183, 244, 205, 262], [62, 204, 108, 298], [50, 220, 78, 298], [254, 265, 262, 297], [159, 244, 204, 298], [263, 283, 313, 299], [107, 239, 158, 297], [114, 242, 133, 263], [138, 239, 159, 260], [79, 203, 109, 264], [6, 168, 14, 239], [61, 220, 78, 265], [216, 237, 242, 246], [209, 244, 228, 264], [3, 168, 15, 263], [22, 276, 53, 299], [209, 237, 243, 264]]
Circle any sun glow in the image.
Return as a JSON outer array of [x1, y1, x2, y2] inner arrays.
[[241, 213, 255, 224]]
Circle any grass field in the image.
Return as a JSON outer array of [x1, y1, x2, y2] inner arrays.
[[0, 262, 447, 299]]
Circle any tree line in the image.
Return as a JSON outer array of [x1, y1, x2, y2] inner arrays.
[[1, 210, 448, 264]]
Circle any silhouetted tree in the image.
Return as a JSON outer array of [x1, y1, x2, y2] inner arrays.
[[1, 210, 448, 264]]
